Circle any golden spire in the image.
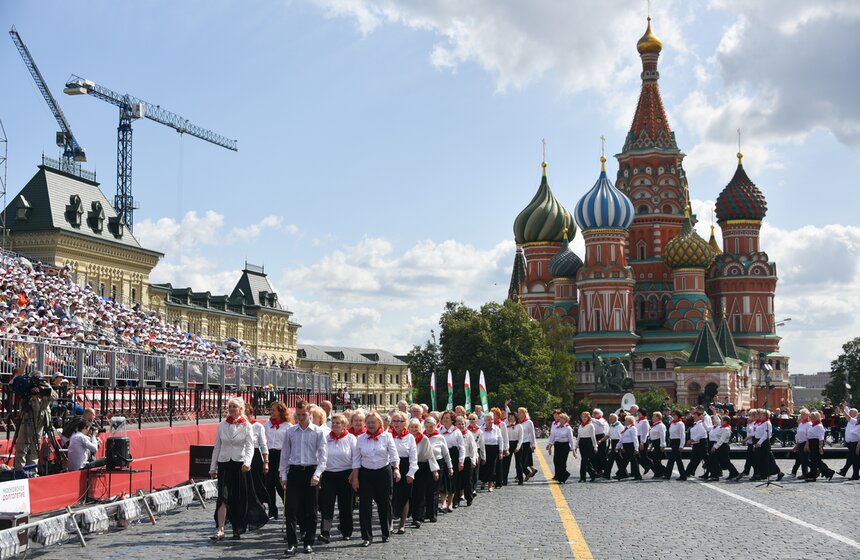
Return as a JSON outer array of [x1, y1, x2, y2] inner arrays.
[[600, 135, 607, 172], [737, 128, 743, 164], [563, 226, 569, 239], [637, 16, 663, 54], [704, 307, 711, 323], [683, 178, 692, 219], [541, 138, 548, 176]]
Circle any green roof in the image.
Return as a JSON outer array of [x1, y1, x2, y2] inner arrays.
[[714, 317, 739, 359], [633, 342, 692, 355], [686, 324, 725, 366]]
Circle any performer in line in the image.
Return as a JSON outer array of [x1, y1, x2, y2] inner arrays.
[[603, 413, 625, 480], [439, 410, 465, 511], [752, 409, 784, 482], [264, 402, 290, 519], [348, 411, 366, 437], [390, 411, 417, 535], [707, 415, 739, 481], [591, 409, 609, 476], [467, 413, 483, 495], [635, 409, 652, 474], [573, 411, 598, 482], [503, 411, 522, 486], [280, 399, 327, 556], [684, 410, 708, 479], [546, 412, 574, 483], [647, 411, 666, 479], [352, 411, 399, 547], [318, 413, 356, 544], [615, 415, 642, 481], [408, 418, 439, 528], [491, 406, 509, 489], [246, 402, 270, 511], [423, 416, 451, 522], [736, 408, 758, 481], [804, 411, 835, 482], [838, 403, 859, 480], [209, 397, 267, 541], [517, 407, 538, 483], [791, 408, 811, 479], [480, 411, 505, 489], [665, 410, 686, 480], [456, 415, 479, 505]]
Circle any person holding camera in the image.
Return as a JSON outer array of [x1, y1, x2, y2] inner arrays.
[[67, 420, 103, 470], [13, 370, 57, 470]]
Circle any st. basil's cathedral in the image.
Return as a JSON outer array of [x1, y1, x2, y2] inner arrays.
[[508, 18, 792, 410]]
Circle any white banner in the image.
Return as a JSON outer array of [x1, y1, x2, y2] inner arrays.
[[0, 478, 31, 514]]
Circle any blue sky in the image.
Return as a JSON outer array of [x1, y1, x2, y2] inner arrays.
[[2, 0, 858, 375]]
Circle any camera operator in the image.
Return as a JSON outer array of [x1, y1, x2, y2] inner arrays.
[[61, 407, 97, 446], [67, 420, 104, 471], [13, 372, 58, 469]]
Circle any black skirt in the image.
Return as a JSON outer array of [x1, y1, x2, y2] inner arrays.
[[215, 460, 269, 534], [392, 456, 412, 512], [480, 444, 499, 483]]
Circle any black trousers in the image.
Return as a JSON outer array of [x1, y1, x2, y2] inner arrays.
[[449, 447, 461, 496], [516, 445, 533, 482], [792, 444, 809, 477], [502, 441, 518, 485], [266, 449, 284, 517], [592, 435, 607, 473], [461, 457, 474, 504], [392, 456, 412, 513], [285, 465, 318, 547], [423, 462, 440, 521], [648, 442, 664, 476], [754, 441, 781, 478], [494, 444, 505, 486], [807, 439, 834, 479], [685, 440, 707, 477], [665, 438, 685, 479], [838, 441, 857, 475], [411, 461, 433, 522], [578, 439, 596, 481], [709, 444, 739, 479], [619, 443, 641, 479], [605, 439, 622, 478], [552, 442, 570, 482], [358, 465, 393, 541], [481, 444, 500, 483], [742, 443, 756, 476], [319, 470, 353, 538], [637, 440, 652, 472]]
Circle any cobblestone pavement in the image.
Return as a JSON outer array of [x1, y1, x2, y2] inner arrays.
[[25, 442, 859, 560]]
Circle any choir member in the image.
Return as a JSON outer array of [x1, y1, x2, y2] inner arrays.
[[517, 407, 538, 482], [348, 411, 366, 437], [409, 418, 439, 528], [573, 411, 597, 482], [246, 402, 271, 510], [456, 415, 479, 505], [491, 406, 510, 489], [591, 409, 609, 476], [439, 410, 465, 510], [264, 402, 290, 519], [804, 411, 834, 482], [503, 412, 523, 486], [615, 416, 642, 481], [791, 409, 811, 479], [390, 411, 418, 534], [838, 403, 859, 480], [603, 413, 625, 480], [752, 409, 784, 482], [635, 409, 652, 474], [425, 416, 453, 518], [319, 413, 356, 543], [707, 415, 739, 481], [665, 410, 686, 481], [684, 410, 708, 478], [647, 411, 666, 478], [546, 412, 574, 483], [352, 411, 399, 546]]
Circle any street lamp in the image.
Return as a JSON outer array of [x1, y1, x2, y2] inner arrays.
[[760, 317, 791, 410]]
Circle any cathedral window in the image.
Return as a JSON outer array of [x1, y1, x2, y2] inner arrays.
[[755, 314, 762, 332], [596, 246, 602, 263], [643, 358, 653, 371], [638, 244, 646, 260], [594, 309, 602, 329], [743, 296, 750, 314], [638, 205, 649, 214], [610, 245, 616, 263], [656, 358, 667, 370], [734, 315, 742, 331], [663, 204, 673, 214], [614, 309, 622, 330]]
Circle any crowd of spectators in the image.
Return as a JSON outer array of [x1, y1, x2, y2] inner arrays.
[[0, 253, 294, 368]]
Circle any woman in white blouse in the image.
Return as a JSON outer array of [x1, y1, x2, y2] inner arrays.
[[319, 413, 356, 543], [573, 411, 598, 482], [390, 411, 417, 534], [503, 413, 523, 486], [439, 410, 465, 511], [805, 411, 835, 481], [648, 411, 667, 479], [479, 412, 504, 491], [517, 407, 538, 483], [408, 418, 439, 528], [245, 402, 270, 512], [209, 397, 267, 540], [546, 413, 574, 483], [264, 402, 290, 519], [456, 415, 479, 506], [424, 416, 452, 520], [351, 411, 399, 547]]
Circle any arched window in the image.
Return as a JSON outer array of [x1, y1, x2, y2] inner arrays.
[[638, 205, 650, 215], [656, 358, 667, 370], [663, 204, 673, 214], [643, 358, 653, 371], [775, 361, 781, 371], [585, 361, 591, 373]]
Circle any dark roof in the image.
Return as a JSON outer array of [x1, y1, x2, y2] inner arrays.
[[230, 264, 283, 309], [298, 345, 407, 366], [4, 164, 157, 252], [686, 322, 726, 366], [507, 249, 526, 302], [714, 316, 739, 360]]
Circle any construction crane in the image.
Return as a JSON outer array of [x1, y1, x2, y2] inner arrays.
[[64, 74, 238, 231], [9, 26, 87, 166]]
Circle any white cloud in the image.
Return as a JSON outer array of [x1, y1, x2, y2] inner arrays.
[[135, 210, 225, 254], [231, 215, 291, 240]]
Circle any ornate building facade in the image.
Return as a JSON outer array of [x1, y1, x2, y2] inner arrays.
[[508, 18, 791, 409]]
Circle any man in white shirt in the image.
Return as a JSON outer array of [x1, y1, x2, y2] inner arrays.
[[838, 402, 859, 480], [280, 400, 327, 555]]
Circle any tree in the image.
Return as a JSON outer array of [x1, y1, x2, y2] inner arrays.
[[633, 385, 673, 415], [404, 331, 441, 405], [824, 337, 860, 404], [541, 314, 577, 412]]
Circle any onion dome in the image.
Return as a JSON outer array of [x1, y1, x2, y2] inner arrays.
[[548, 228, 583, 279], [663, 215, 716, 269], [715, 153, 767, 222], [574, 156, 635, 231], [637, 17, 663, 54], [513, 161, 575, 244], [708, 225, 722, 256]]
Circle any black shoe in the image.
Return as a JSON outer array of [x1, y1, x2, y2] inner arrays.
[[679, 476, 688, 481], [708, 477, 720, 481], [411, 521, 421, 528], [303, 545, 313, 554], [698, 474, 709, 480], [466, 500, 472, 506], [395, 527, 405, 535], [633, 476, 643, 480], [826, 471, 835, 481], [429, 518, 437, 523], [838, 469, 848, 477], [850, 476, 859, 481], [735, 473, 746, 481], [285, 546, 297, 556], [382, 536, 389, 543], [361, 540, 371, 547], [232, 531, 241, 540], [343, 536, 352, 541], [318, 533, 330, 544], [777, 472, 785, 482]]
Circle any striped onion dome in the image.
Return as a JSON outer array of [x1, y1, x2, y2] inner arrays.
[[513, 162, 575, 244], [574, 157, 635, 231], [663, 216, 716, 269], [548, 229, 583, 278], [715, 153, 767, 222]]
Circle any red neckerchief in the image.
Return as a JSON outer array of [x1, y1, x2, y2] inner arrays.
[[226, 416, 245, 425], [441, 425, 455, 435], [494, 418, 502, 426], [508, 422, 517, 429], [483, 424, 493, 432], [580, 420, 591, 427], [811, 421, 822, 426], [414, 432, 424, 444], [270, 418, 285, 429], [651, 421, 662, 428], [348, 426, 366, 436], [460, 428, 468, 436], [249, 418, 257, 424], [367, 428, 383, 441], [393, 428, 409, 439], [671, 419, 683, 424], [721, 422, 731, 429], [426, 429, 439, 438], [467, 425, 479, 432], [330, 430, 348, 441]]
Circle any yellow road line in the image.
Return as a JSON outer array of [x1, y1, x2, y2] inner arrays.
[[534, 447, 594, 560]]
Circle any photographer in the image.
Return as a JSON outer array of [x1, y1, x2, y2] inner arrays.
[[67, 420, 103, 471], [13, 371, 58, 469], [61, 407, 97, 446]]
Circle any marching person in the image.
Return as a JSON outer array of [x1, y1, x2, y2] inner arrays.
[[351, 410, 399, 547], [390, 411, 418, 535], [348, 411, 366, 437], [546, 412, 574, 483], [456, 415, 479, 505], [264, 402, 290, 519], [439, 410, 465, 510], [517, 407, 537, 483], [838, 403, 859, 480], [615, 415, 642, 481], [648, 411, 666, 479], [491, 407, 509, 489], [503, 411, 523, 486], [319, 413, 356, 544], [480, 411, 505, 490], [736, 408, 758, 481], [425, 416, 453, 519], [209, 397, 268, 541], [804, 411, 834, 482], [573, 411, 598, 482], [752, 409, 784, 482], [707, 415, 739, 481], [603, 413, 625, 480], [664, 410, 686, 481], [591, 409, 609, 476], [635, 409, 652, 474], [467, 413, 483, 495], [685, 410, 709, 478], [791, 408, 811, 479], [409, 418, 439, 528], [280, 399, 327, 556], [246, 402, 271, 510]]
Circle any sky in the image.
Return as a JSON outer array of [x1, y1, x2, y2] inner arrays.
[[1, 0, 858, 375]]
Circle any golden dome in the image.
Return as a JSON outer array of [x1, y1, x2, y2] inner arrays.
[[637, 17, 663, 54]]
